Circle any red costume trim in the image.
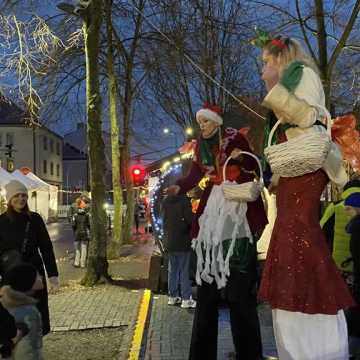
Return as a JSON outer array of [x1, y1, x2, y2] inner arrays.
[[271, 38, 287, 50]]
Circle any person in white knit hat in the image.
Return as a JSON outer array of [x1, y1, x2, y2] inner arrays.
[[0, 180, 59, 336]]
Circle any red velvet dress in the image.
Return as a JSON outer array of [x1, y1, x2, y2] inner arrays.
[[259, 170, 355, 314]]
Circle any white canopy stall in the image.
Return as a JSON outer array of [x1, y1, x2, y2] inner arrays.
[[26, 172, 58, 221]]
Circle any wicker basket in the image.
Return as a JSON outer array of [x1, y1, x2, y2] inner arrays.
[[222, 152, 264, 202], [264, 111, 332, 177]]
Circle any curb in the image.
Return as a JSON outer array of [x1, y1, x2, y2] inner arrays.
[[128, 289, 152, 360]]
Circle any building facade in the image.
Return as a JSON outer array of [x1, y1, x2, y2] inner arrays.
[[0, 96, 63, 189]]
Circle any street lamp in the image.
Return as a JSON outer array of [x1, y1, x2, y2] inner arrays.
[[163, 128, 170, 134], [185, 127, 193, 136]]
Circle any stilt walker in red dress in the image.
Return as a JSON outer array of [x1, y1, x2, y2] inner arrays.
[[257, 34, 355, 359]]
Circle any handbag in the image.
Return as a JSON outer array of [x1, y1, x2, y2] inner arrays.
[[0, 221, 31, 274], [264, 113, 332, 177], [222, 151, 264, 202]]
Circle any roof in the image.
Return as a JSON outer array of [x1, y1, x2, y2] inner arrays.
[[63, 142, 87, 160], [0, 95, 63, 140], [0, 95, 30, 125]]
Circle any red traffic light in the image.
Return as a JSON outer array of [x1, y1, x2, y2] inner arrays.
[[130, 165, 145, 186], [132, 168, 141, 176]]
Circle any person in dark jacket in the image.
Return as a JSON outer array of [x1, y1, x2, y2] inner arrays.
[[72, 198, 91, 268], [162, 192, 195, 309], [344, 193, 360, 342], [0, 302, 18, 358], [0, 180, 59, 335]]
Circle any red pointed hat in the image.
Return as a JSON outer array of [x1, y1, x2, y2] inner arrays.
[[196, 102, 223, 125]]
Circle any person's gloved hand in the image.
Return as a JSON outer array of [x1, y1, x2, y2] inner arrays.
[[48, 276, 60, 292]]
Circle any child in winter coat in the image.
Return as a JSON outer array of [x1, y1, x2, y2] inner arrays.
[[0, 263, 44, 360], [72, 199, 91, 268]]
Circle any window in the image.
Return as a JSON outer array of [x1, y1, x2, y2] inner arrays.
[[6, 133, 14, 146], [43, 136, 48, 150], [56, 164, 60, 177], [50, 162, 54, 176], [50, 139, 54, 153], [43, 160, 47, 174], [56, 142, 60, 156]]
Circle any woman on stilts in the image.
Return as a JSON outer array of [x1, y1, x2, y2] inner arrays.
[[169, 103, 267, 360], [257, 33, 355, 359]]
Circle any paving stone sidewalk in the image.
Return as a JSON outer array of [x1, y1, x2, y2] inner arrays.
[[143, 295, 277, 360], [49, 286, 142, 331]]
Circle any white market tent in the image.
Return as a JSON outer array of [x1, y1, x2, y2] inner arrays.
[[26, 172, 58, 220]]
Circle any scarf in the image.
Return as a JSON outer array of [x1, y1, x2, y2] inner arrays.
[[198, 129, 220, 168]]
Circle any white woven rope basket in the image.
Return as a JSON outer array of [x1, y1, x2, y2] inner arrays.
[[264, 109, 332, 178], [222, 151, 264, 202]]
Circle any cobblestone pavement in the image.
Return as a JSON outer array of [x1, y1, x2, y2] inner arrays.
[[143, 294, 277, 360], [49, 287, 142, 331], [44, 221, 152, 359]]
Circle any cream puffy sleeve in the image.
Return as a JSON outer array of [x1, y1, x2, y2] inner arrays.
[[262, 67, 325, 128]]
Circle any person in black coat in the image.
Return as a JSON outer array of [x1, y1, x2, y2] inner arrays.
[[72, 198, 91, 268], [162, 192, 196, 309], [0, 180, 59, 335]]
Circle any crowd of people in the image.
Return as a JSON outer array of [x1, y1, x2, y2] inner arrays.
[[0, 31, 360, 360]]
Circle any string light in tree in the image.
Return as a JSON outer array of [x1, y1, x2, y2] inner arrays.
[[149, 163, 183, 240]]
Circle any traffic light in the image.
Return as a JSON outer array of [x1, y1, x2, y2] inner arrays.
[[131, 165, 145, 187], [5, 144, 13, 158]]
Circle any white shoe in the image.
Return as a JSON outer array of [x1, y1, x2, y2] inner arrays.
[[181, 298, 196, 309], [167, 296, 181, 305]]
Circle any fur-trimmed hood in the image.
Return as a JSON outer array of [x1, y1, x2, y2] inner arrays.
[[0, 285, 37, 309]]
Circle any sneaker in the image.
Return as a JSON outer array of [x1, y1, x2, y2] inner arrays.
[[181, 298, 196, 309], [168, 296, 181, 306]]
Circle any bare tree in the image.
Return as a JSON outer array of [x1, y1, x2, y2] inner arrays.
[[112, 0, 146, 244], [0, 14, 64, 121], [142, 0, 260, 131], [80, 0, 110, 286], [105, 0, 124, 258]]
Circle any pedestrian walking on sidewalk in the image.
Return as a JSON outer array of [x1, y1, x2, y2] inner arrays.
[[0, 180, 59, 336], [134, 201, 142, 234], [72, 198, 91, 268], [162, 192, 196, 309], [257, 33, 354, 359], [1, 263, 44, 360]]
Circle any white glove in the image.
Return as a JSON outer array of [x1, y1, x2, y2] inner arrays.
[[48, 276, 60, 292]]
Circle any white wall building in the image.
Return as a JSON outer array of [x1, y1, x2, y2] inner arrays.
[[0, 96, 63, 190]]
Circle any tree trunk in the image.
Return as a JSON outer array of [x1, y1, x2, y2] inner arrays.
[[122, 104, 135, 244], [81, 0, 110, 286], [105, 0, 123, 259], [119, 0, 145, 244]]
